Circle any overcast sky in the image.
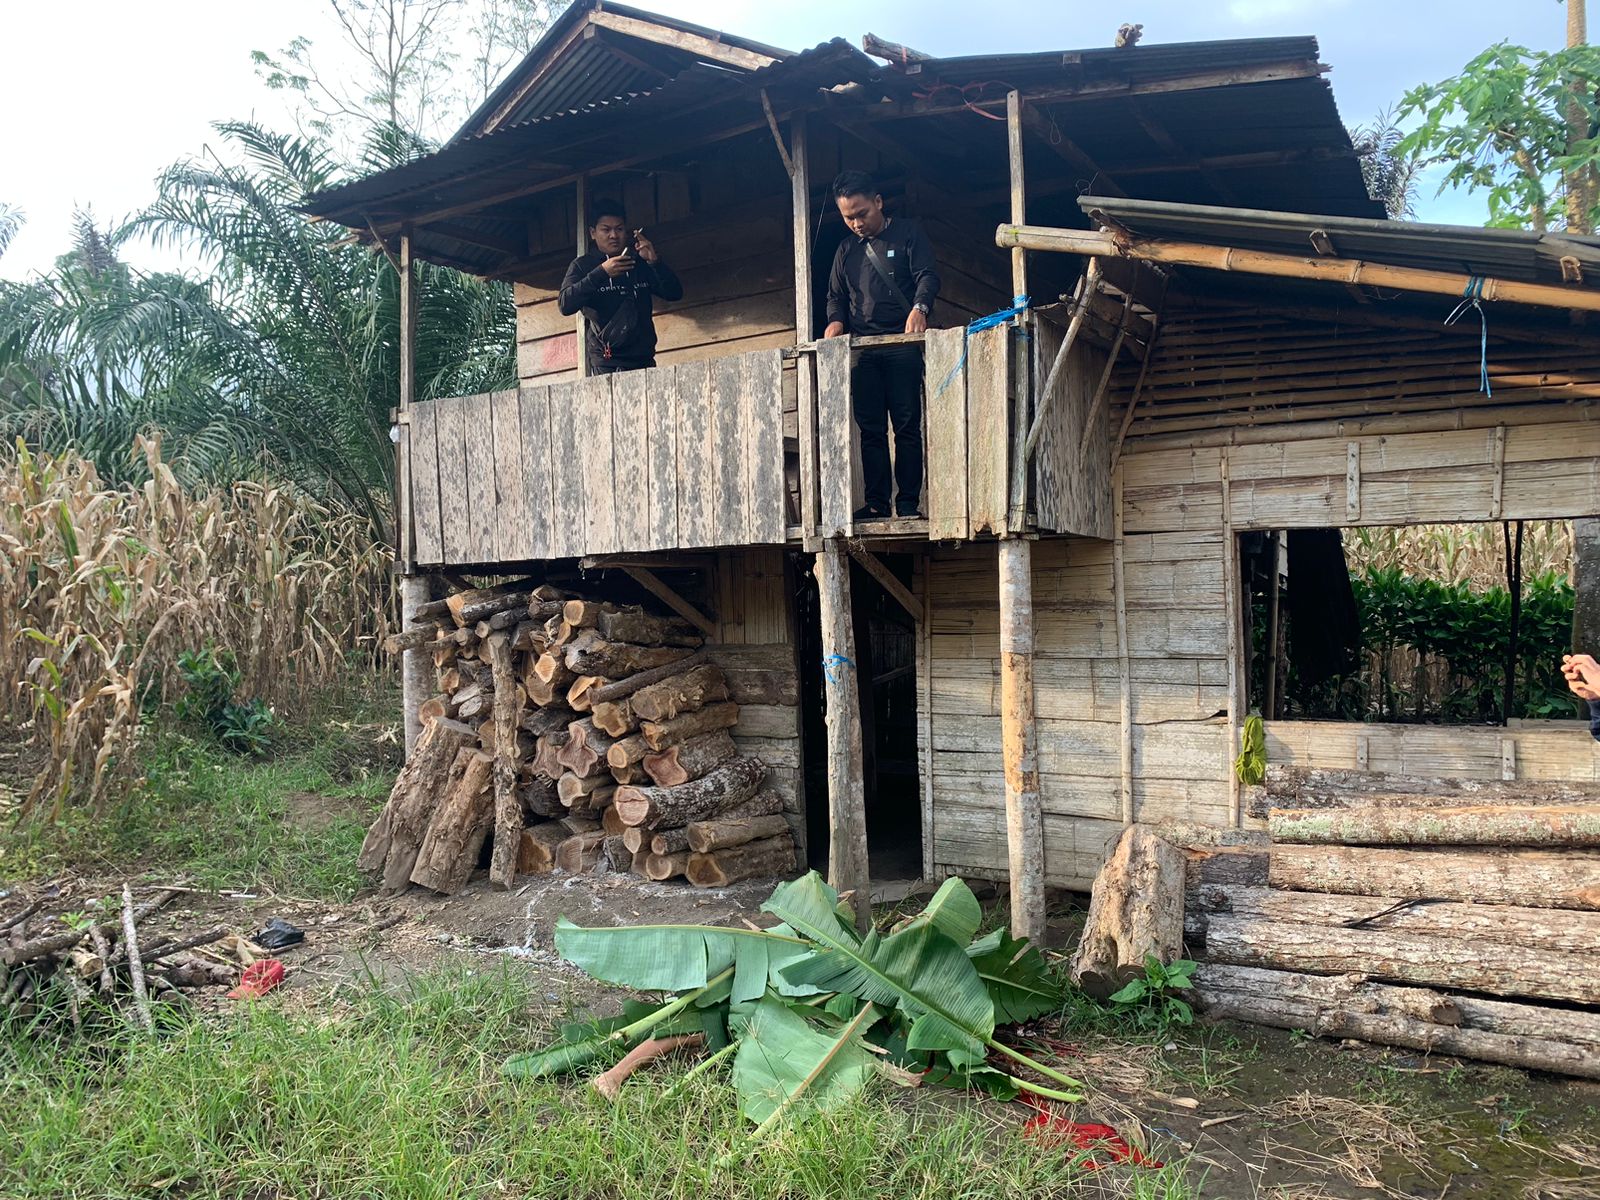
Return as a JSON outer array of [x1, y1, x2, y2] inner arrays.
[[0, 0, 1573, 281]]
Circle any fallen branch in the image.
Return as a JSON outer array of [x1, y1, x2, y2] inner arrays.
[[120, 884, 152, 1033]]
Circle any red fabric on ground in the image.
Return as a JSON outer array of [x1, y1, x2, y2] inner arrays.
[[1018, 1095, 1164, 1169], [227, 958, 286, 1000]]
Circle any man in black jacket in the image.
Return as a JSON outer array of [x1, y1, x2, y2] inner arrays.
[[824, 171, 941, 519], [558, 201, 683, 374]]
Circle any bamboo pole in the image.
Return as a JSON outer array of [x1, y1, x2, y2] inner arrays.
[[995, 225, 1600, 312], [397, 231, 432, 759], [817, 540, 870, 932]]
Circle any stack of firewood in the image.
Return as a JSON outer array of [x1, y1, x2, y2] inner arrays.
[[1178, 768, 1600, 1079], [361, 580, 797, 895]]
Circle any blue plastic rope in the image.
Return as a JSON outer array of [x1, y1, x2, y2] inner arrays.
[[930, 294, 1032, 400], [822, 653, 855, 685], [1443, 276, 1492, 397]]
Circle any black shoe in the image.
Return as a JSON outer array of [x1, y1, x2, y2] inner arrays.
[[894, 505, 925, 519], [853, 504, 889, 521]]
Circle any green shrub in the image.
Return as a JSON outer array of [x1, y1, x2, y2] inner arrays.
[[175, 647, 277, 755]]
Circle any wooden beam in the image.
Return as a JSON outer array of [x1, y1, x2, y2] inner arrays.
[[846, 547, 920, 622], [1131, 107, 1235, 204], [861, 32, 933, 68], [998, 539, 1045, 940], [817, 540, 870, 932], [398, 232, 432, 760], [996, 225, 1600, 313], [574, 176, 589, 377], [426, 220, 533, 257], [1104, 145, 1351, 179], [588, 10, 779, 71], [620, 566, 717, 638], [1005, 91, 1029, 531], [1021, 103, 1126, 198], [761, 89, 794, 179], [1077, 288, 1136, 463]]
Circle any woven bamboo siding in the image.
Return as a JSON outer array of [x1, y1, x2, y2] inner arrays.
[[1114, 304, 1600, 444], [1033, 319, 1113, 539], [408, 351, 787, 567]]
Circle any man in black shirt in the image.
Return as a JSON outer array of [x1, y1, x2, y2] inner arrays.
[[824, 171, 941, 519], [558, 201, 683, 374]]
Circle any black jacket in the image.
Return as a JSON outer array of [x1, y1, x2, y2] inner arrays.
[[826, 218, 940, 336], [558, 250, 684, 372], [1590, 698, 1600, 741]]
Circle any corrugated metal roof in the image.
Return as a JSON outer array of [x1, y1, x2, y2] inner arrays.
[[1075, 196, 1600, 291]]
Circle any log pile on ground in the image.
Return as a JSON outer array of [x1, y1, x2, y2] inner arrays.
[[363, 581, 797, 894], [1176, 768, 1600, 1079]]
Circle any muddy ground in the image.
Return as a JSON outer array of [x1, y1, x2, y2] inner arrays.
[[12, 857, 1598, 1200]]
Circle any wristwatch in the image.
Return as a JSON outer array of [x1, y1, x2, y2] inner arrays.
[[914, 302, 930, 314]]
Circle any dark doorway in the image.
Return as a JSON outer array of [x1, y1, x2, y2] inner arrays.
[[794, 550, 924, 880]]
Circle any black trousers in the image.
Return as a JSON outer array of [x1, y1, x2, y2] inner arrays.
[[851, 345, 924, 515]]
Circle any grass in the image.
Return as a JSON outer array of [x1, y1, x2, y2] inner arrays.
[[0, 966, 1199, 1200], [1, 676, 400, 900]]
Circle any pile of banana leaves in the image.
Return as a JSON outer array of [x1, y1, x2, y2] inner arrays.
[[503, 872, 1083, 1140]]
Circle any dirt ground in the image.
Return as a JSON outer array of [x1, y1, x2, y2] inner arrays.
[[11, 857, 1596, 1200]]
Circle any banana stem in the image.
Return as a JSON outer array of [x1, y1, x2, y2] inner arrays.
[[612, 966, 734, 1043], [1006, 1074, 1082, 1103], [666, 1039, 740, 1098], [985, 1036, 1085, 1091]]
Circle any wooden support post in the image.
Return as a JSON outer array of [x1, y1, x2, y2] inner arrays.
[[790, 114, 811, 342], [397, 232, 433, 759], [574, 176, 589, 378], [1264, 533, 1283, 721], [1221, 449, 1242, 827], [1113, 466, 1132, 824], [998, 539, 1046, 940], [1006, 91, 1027, 304], [619, 566, 716, 637], [817, 540, 870, 932], [1004, 90, 1030, 531]]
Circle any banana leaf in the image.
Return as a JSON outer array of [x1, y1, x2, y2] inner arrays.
[[890, 876, 983, 947], [731, 995, 881, 1128], [502, 995, 717, 1079], [966, 928, 1063, 1024], [553, 917, 810, 1002]]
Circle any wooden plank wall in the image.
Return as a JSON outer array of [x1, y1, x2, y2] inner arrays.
[[706, 547, 806, 862], [408, 349, 787, 565], [1033, 317, 1113, 539]]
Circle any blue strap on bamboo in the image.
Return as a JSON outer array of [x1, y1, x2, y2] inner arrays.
[[1443, 276, 1492, 397], [930, 294, 1030, 399]]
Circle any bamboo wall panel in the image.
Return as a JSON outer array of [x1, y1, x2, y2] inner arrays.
[[408, 351, 789, 565], [1263, 721, 1600, 783], [1033, 320, 1113, 539]]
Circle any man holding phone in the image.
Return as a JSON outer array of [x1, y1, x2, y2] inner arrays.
[[558, 201, 683, 375]]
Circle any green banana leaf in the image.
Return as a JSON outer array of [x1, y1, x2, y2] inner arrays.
[[553, 917, 810, 1001], [966, 928, 1063, 1024], [765, 873, 995, 1070], [503, 995, 719, 1079], [890, 876, 983, 947], [503, 1033, 615, 1079], [731, 995, 881, 1128]]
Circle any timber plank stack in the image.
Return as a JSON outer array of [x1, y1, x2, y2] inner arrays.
[[1181, 769, 1600, 1080], [360, 581, 797, 895]]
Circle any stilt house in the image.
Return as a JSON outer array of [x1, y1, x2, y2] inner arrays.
[[304, 2, 1600, 935]]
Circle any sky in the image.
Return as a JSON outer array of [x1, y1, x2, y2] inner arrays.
[[0, 0, 1575, 282]]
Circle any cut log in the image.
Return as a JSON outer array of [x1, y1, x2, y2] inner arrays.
[[623, 826, 650, 854], [602, 804, 629, 836], [721, 668, 799, 706], [564, 785, 615, 819], [607, 734, 651, 771], [1269, 845, 1600, 910], [519, 777, 563, 819], [559, 815, 602, 834], [562, 599, 606, 629], [610, 761, 643, 786], [686, 834, 796, 888], [567, 675, 610, 713], [1182, 844, 1269, 890], [631, 664, 729, 724], [1250, 765, 1600, 819], [564, 630, 692, 679], [510, 620, 543, 652], [1204, 914, 1600, 1005], [417, 695, 448, 724], [597, 608, 702, 648], [411, 597, 452, 621], [446, 579, 538, 626], [601, 834, 633, 873], [643, 730, 737, 787], [646, 851, 691, 880], [613, 756, 767, 828], [358, 718, 477, 892], [384, 623, 446, 654], [410, 751, 495, 894], [1192, 963, 1600, 1080], [1269, 804, 1600, 847], [524, 672, 571, 707], [626, 789, 784, 853], [1069, 825, 1186, 1000], [651, 827, 692, 856], [521, 706, 573, 737], [518, 822, 568, 874], [487, 635, 526, 889], [631, 846, 652, 877], [532, 732, 567, 781], [557, 771, 612, 804], [640, 701, 740, 751], [591, 698, 638, 739], [1186, 884, 1600, 956], [687, 813, 792, 854], [589, 650, 707, 704], [556, 831, 608, 873], [557, 718, 617, 777], [532, 650, 576, 687]]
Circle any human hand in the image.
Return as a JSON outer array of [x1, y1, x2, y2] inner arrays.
[[600, 253, 636, 277], [1562, 654, 1600, 701], [631, 230, 659, 264], [823, 321, 847, 338], [904, 308, 928, 334]]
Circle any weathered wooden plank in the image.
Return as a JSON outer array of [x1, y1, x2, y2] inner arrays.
[[675, 361, 714, 547], [645, 366, 679, 551], [577, 376, 617, 554], [433, 394, 471, 563], [610, 370, 651, 553], [745, 349, 786, 544], [923, 326, 969, 540], [815, 337, 854, 537], [545, 380, 585, 559], [966, 325, 1010, 535], [518, 384, 554, 561], [490, 388, 531, 560], [710, 354, 748, 547], [409, 401, 444, 565], [461, 392, 497, 564]]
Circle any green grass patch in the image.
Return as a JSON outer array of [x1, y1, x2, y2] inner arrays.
[[2, 677, 400, 899], [0, 967, 1198, 1200]]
